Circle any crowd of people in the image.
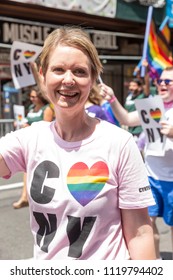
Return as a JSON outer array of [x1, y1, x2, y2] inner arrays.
[[0, 25, 173, 260], [99, 67, 173, 260]]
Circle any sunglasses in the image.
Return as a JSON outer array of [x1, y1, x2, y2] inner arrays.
[[157, 79, 173, 85]]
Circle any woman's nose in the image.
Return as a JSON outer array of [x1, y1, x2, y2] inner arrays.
[[63, 71, 75, 86]]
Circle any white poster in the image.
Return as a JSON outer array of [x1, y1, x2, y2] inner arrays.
[[135, 95, 166, 156], [10, 41, 42, 89], [13, 104, 25, 129]]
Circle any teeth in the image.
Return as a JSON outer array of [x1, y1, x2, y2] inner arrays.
[[58, 91, 77, 97]]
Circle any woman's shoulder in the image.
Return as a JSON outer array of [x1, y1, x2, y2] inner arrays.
[[41, 104, 50, 110], [28, 104, 34, 110], [100, 119, 131, 135]]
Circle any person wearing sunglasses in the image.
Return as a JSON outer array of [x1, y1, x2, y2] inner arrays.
[[157, 79, 173, 86], [100, 66, 173, 259]]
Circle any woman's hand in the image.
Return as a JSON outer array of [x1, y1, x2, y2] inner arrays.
[[160, 120, 173, 138], [98, 83, 115, 101]]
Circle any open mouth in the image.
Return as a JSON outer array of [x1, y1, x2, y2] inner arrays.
[[58, 91, 78, 98]]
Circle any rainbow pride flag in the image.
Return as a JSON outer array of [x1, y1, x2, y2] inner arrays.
[[147, 19, 173, 78]]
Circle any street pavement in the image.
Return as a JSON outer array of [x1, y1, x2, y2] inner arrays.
[[0, 177, 172, 260]]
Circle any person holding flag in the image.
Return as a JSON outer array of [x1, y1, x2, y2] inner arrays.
[[100, 66, 173, 259]]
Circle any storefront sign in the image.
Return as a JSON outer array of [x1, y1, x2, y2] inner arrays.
[[0, 17, 144, 53], [0, 19, 55, 45], [89, 31, 118, 50], [0, 17, 120, 50]]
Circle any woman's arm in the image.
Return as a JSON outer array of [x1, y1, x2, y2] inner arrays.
[[99, 83, 140, 127], [0, 154, 11, 177], [110, 99, 140, 127], [121, 208, 156, 260]]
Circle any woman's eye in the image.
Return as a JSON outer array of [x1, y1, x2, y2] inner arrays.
[[54, 68, 64, 73], [74, 69, 86, 76]]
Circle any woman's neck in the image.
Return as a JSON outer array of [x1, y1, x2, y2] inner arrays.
[[54, 113, 99, 142]]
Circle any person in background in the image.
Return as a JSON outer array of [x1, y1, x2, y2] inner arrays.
[[23, 85, 54, 127], [85, 85, 109, 121], [13, 85, 54, 209], [133, 59, 158, 98], [86, 83, 120, 126], [124, 78, 147, 151], [99, 84, 120, 126], [0, 26, 156, 260], [99, 68, 173, 259]]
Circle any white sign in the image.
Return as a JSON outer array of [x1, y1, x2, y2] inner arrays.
[[10, 41, 42, 89], [135, 95, 166, 156], [13, 104, 25, 129]]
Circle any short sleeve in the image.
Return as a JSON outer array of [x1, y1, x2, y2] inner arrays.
[[117, 135, 155, 209]]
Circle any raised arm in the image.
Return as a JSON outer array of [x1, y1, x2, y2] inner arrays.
[[99, 83, 140, 127], [0, 154, 11, 178]]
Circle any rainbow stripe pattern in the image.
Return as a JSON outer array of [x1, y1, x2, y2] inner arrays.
[[67, 161, 109, 206], [147, 20, 172, 78], [24, 50, 36, 59], [17, 114, 22, 121], [150, 108, 162, 123]]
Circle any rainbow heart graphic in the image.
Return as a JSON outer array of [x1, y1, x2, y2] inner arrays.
[[150, 108, 162, 123], [24, 50, 36, 59], [67, 161, 109, 206]]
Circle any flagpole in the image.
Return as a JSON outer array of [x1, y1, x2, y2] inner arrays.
[[141, 5, 153, 77], [159, 16, 169, 31]]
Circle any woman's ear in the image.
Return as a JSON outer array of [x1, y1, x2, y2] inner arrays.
[[39, 67, 44, 82], [38, 67, 47, 97], [30, 62, 44, 85]]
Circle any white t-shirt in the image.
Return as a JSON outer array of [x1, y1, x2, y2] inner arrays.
[[0, 120, 155, 260]]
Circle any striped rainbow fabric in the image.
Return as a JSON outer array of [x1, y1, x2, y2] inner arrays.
[[147, 19, 173, 78]]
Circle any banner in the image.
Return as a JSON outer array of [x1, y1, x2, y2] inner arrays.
[[8, 0, 117, 18], [10, 41, 42, 89], [135, 96, 166, 156]]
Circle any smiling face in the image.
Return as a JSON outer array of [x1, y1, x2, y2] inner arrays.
[[42, 45, 93, 113], [128, 81, 141, 96], [157, 69, 173, 103]]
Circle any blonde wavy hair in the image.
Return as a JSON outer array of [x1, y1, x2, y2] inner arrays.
[[39, 26, 103, 83]]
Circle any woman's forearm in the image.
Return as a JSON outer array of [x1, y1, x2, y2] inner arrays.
[[110, 98, 140, 127], [99, 83, 140, 127]]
